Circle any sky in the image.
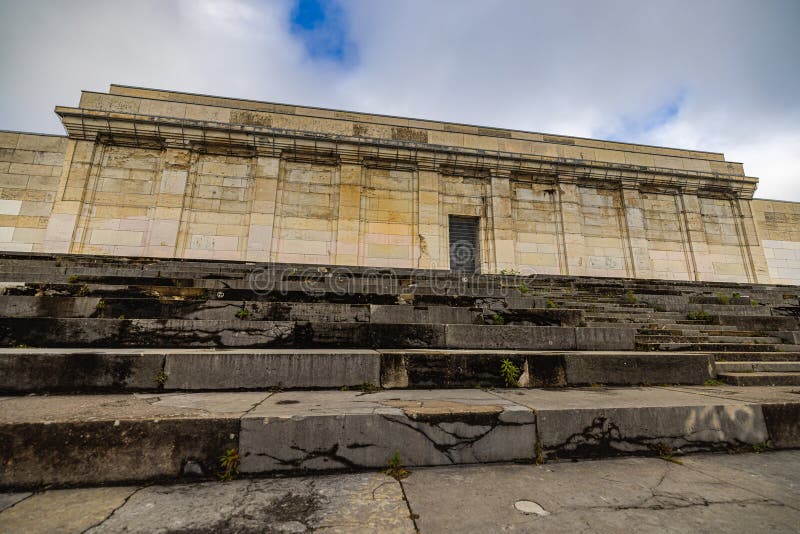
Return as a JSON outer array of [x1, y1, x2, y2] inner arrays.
[[1, 0, 798, 200]]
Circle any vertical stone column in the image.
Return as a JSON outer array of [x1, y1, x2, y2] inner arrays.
[[489, 170, 515, 273], [734, 197, 771, 283], [144, 148, 192, 258], [42, 140, 91, 253], [557, 179, 586, 276], [417, 169, 441, 269], [678, 190, 712, 281], [620, 185, 653, 279], [245, 156, 281, 262], [333, 163, 362, 266]]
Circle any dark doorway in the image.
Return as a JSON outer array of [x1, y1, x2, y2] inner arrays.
[[448, 215, 480, 273]]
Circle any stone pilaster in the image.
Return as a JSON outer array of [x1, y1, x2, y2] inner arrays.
[[489, 171, 515, 273], [734, 198, 771, 283], [557, 179, 586, 276], [245, 156, 281, 262], [333, 163, 362, 266], [621, 185, 653, 279], [678, 191, 712, 281], [143, 148, 191, 258], [42, 140, 93, 253], [417, 169, 441, 269]]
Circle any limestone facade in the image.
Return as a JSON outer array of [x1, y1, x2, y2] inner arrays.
[[0, 85, 797, 284]]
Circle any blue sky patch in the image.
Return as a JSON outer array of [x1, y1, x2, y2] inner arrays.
[[604, 89, 686, 142], [290, 0, 355, 64]]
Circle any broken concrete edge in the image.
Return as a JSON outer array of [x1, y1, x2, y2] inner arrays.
[[1, 388, 798, 490], [0, 350, 714, 394]]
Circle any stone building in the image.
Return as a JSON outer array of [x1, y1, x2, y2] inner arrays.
[[1, 84, 798, 284]]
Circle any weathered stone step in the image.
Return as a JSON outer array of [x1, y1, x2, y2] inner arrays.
[[716, 361, 800, 373], [638, 342, 778, 352], [3, 386, 796, 489], [0, 296, 483, 324], [656, 324, 741, 331], [0, 349, 713, 393], [718, 372, 800, 386], [635, 335, 784, 345], [0, 319, 634, 350], [713, 351, 800, 362]]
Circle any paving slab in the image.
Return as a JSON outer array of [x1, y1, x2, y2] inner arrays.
[[0, 486, 136, 534], [240, 389, 537, 473], [402, 452, 800, 533], [680, 450, 800, 508], [87, 473, 413, 533]]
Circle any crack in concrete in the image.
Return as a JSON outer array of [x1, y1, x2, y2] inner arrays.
[[679, 458, 800, 513], [81, 485, 146, 533], [379, 411, 535, 464], [549, 416, 756, 459], [254, 443, 362, 469], [399, 479, 421, 533]]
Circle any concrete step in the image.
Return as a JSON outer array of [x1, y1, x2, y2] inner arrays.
[[715, 361, 800, 373], [636, 335, 784, 344], [2, 386, 797, 489], [0, 349, 714, 393], [637, 342, 779, 352], [0, 319, 634, 350], [718, 372, 800, 386], [713, 351, 800, 362], [0, 296, 488, 324]]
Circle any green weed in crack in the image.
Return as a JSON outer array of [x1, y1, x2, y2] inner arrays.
[[218, 448, 241, 481], [500, 358, 520, 387], [383, 450, 410, 480]]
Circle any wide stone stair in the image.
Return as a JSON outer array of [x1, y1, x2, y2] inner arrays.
[[1, 252, 799, 489]]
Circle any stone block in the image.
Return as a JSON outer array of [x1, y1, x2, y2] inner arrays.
[[575, 327, 635, 350], [240, 390, 536, 473], [444, 325, 576, 350], [564, 352, 713, 385], [499, 388, 769, 459], [0, 349, 165, 392], [165, 349, 380, 389], [0, 393, 250, 487]]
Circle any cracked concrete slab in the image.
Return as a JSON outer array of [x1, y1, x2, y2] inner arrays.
[[402, 452, 800, 533], [4, 452, 799, 533], [84, 473, 413, 533], [680, 450, 800, 509], [240, 389, 536, 473], [0, 486, 136, 534], [495, 387, 769, 458]]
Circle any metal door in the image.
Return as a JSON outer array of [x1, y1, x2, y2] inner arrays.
[[448, 215, 479, 273]]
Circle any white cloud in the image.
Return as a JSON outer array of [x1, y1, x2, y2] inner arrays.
[[1, 0, 798, 200]]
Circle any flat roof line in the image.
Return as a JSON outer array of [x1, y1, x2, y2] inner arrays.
[[108, 84, 727, 158]]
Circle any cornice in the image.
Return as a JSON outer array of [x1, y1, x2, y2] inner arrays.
[[55, 107, 758, 198]]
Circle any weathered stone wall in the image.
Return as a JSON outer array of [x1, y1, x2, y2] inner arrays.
[[0, 85, 797, 284], [752, 199, 800, 285], [0, 132, 66, 253]]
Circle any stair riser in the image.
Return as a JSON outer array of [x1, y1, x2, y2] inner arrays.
[[719, 374, 800, 386], [0, 319, 634, 351], [0, 350, 712, 393], [3, 390, 794, 489]]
